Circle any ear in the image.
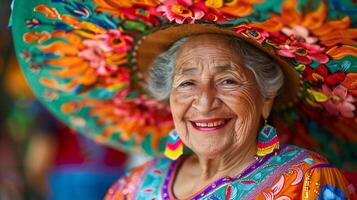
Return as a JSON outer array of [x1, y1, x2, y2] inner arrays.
[[261, 95, 276, 120]]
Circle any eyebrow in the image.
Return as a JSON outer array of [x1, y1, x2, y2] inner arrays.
[[179, 64, 234, 75], [211, 64, 234, 73]]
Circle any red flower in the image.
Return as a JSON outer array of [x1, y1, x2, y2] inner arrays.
[[113, 91, 173, 128], [119, 7, 162, 26], [304, 65, 345, 86]]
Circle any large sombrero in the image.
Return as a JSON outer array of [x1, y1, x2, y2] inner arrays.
[[11, 0, 357, 158]]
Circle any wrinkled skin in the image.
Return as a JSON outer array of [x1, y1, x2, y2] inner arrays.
[[169, 34, 276, 199]]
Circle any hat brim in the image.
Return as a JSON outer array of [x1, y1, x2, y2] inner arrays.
[[10, 0, 357, 158]]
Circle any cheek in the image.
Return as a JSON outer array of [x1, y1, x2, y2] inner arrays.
[[170, 91, 194, 119], [220, 88, 262, 143], [221, 87, 261, 118], [169, 92, 194, 137]]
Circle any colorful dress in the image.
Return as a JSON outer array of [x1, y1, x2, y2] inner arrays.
[[105, 145, 356, 200]]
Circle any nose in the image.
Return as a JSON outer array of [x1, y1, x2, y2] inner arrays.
[[192, 85, 220, 113]]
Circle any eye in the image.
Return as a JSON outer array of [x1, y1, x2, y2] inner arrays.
[[178, 81, 194, 88], [221, 79, 238, 85]]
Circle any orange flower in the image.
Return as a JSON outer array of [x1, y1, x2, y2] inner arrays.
[[24, 5, 134, 92], [247, 0, 357, 48], [93, 0, 160, 20], [33, 30, 131, 92], [342, 73, 357, 97], [75, 90, 174, 151], [205, 0, 263, 18]]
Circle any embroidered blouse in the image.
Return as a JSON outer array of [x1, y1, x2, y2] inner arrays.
[[105, 145, 356, 200]]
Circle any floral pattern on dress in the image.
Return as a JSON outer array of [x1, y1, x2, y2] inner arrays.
[[105, 145, 356, 199]]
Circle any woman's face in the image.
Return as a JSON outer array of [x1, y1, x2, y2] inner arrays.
[[169, 34, 274, 158]]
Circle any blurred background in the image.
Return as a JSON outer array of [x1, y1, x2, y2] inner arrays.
[[0, 1, 149, 200], [0, 0, 356, 200]]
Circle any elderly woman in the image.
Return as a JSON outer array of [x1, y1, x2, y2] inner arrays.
[[11, 0, 357, 199], [105, 34, 355, 199]]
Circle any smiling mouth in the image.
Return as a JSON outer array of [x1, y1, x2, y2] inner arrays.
[[190, 118, 231, 131]]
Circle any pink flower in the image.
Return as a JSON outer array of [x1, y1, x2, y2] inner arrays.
[[78, 39, 113, 76], [278, 41, 329, 64], [281, 25, 318, 44], [321, 85, 356, 118], [157, 0, 205, 24], [235, 25, 269, 43], [78, 30, 133, 76], [96, 30, 133, 54]]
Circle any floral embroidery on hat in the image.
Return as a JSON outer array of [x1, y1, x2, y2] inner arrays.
[[11, 0, 357, 156]]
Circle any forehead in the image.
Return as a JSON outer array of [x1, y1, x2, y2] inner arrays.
[[178, 34, 235, 57], [175, 34, 244, 74]]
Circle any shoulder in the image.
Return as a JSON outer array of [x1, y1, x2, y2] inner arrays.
[[278, 145, 330, 167], [277, 145, 347, 184], [262, 144, 331, 176], [255, 145, 356, 199], [105, 156, 173, 200]]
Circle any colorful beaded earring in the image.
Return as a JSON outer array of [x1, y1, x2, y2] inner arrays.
[[257, 120, 280, 157], [164, 129, 183, 160]]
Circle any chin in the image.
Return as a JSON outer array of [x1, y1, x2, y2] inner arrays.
[[190, 139, 231, 158]]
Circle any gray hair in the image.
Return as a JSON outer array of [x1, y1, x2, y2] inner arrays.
[[148, 35, 284, 100]]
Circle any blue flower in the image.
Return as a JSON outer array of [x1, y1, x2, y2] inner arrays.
[[317, 184, 347, 200]]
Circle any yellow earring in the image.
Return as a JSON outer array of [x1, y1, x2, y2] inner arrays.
[[164, 130, 183, 160]]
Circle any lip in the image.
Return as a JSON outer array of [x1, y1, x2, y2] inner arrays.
[[190, 118, 231, 132]]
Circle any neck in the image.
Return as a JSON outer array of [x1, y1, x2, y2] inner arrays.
[[190, 139, 257, 181]]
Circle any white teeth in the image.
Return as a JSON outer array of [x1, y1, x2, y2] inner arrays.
[[194, 120, 226, 128]]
